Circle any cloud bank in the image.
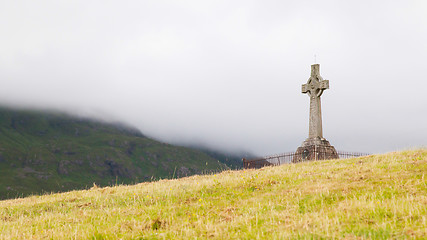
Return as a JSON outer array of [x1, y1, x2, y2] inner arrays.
[[0, 0, 426, 155]]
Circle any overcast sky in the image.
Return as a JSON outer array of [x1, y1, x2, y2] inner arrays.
[[0, 0, 426, 156]]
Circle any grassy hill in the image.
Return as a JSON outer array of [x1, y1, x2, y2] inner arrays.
[[0, 106, 228, 200], [0, 149, 426, 239]]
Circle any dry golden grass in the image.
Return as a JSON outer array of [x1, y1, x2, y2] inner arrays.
[[1, 149, 426, 239]]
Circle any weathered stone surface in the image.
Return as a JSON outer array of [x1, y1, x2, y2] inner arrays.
[[294, 64, 338, 162], [242, 158, 273, 169], [293, 137, 338, 163], [302, 64, 329, 139]]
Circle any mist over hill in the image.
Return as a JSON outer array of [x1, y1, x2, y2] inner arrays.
[[0, 106, 233, 200]]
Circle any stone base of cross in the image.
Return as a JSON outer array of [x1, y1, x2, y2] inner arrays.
[[293, 137, 338, 162], [294, 64, 338, 162]]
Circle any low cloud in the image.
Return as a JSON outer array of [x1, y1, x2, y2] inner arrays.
[[0, 0, 426, 156]]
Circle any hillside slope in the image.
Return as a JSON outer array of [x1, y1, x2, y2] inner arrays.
[[0, 107, 227, 200], [0, 150, 426, 239]]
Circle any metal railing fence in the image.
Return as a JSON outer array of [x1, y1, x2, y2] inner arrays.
[[243, 151, 370, 169]]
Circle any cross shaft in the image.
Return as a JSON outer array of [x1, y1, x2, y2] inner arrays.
[[302, 64, 329, 139]]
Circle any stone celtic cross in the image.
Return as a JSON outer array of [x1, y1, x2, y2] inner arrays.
[[294, 64, 338, 162], [301, 64, 329, 139]]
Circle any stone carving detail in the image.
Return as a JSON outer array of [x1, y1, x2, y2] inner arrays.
[[294, 64, 338, 162]]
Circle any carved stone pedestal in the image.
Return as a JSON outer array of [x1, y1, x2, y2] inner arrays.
[[293, 137, 338, 163]]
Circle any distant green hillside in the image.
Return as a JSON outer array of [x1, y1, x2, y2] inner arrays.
[[0, 107, 227, 200]]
